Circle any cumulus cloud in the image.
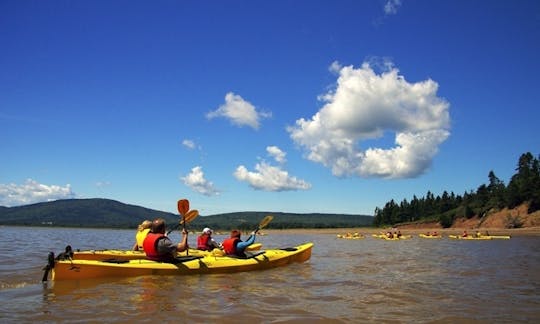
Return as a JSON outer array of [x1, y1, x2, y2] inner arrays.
[[384, 0, 402, 15], [206, 92, 271, 130], [266, 146, 286, 164], [234, 149, 311, 192], [181, 166, 220, 196], [0, 179, 75, 207], [288, 61, 450, 179], [182, 139, 196, 149]]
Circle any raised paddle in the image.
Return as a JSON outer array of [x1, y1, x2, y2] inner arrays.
[[177, 199, 189, 216], [254, 215, 273, 234], [167, 209, 199, 235]]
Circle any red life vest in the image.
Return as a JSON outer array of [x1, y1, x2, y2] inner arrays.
[[143, 232, 166, 261], [197, 235, 211, 251], [222, 237, 241, 256]]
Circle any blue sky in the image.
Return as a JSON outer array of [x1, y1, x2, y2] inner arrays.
[[1, 1, 539, 216]]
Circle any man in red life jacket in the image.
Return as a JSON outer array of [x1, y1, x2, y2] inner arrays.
[[143, 218, 188, 262]]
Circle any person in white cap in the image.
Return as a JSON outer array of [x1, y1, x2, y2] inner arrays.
[[197, 227, 222, 251]]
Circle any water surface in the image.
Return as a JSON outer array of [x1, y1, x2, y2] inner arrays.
[[0, 227, 538, 323]]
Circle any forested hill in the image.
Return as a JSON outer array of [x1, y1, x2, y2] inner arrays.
[[0, 198, 373, 229]]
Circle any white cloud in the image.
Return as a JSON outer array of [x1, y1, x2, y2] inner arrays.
[[288, 61, 450, 179], [384, 0, 402, 15], [234, 161, 311, 192], [206, 92, 271, 130], [181, 166, 220, 196], [266, 146, 286, 164], [182, 139, 196, 149], [0, 179, 75, 207]]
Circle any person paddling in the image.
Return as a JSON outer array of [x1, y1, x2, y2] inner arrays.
[[222, 229, 256, 257], [197, 227, 221, 251], [143, 218, 188, 262]]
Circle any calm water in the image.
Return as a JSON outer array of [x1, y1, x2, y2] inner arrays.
[[0, 226, 539, 323]]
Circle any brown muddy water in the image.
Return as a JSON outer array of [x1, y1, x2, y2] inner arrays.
[[0, 226, 539, 323]]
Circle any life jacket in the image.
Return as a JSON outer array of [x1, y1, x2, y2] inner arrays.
[[135, 228, 151, 250], [197, 235, 211, 251], [143, 232, 167, 261], [222, 237, 241, 256]]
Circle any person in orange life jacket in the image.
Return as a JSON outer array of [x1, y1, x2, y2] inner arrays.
[[222, 229, 256, 257], [197, 227, 221, 251], [143, 218, 188, 262], [132, 220, 152, 251]]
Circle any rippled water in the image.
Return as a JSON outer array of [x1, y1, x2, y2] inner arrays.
[[1, 227, 539, 323]]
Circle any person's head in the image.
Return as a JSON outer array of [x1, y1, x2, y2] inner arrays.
[[230, 229, 241, 239], [151, 218, 166, 234], [202, 227, 212, 236], [138, 220, 152, 231]]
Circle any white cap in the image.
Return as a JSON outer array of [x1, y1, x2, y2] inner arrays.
[[203, 227, 212, 234]]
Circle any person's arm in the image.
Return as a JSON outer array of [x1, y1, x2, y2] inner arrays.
[[176, 228, 189, 252], [208, 238, 220, 249], [236, 232, 256, 251]]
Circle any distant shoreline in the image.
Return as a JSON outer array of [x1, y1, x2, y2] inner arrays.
[[263, 226, 540, 236]]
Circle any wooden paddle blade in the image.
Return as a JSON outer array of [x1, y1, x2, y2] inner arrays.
[[177, 199, 189, 216], [258, 215, 274, 230], [180, 209, 199, 224]]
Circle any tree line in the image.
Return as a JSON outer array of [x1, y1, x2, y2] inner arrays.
[[373, 152, 540, 228]]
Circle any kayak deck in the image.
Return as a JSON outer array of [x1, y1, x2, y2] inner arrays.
[[49, 242, 313, 281], [73, 243, 263, 261]]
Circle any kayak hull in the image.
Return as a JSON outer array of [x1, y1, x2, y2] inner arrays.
[[448, 235, 492, 240], [336, 234, 364, 239], [73, 243, 263, 261], [419, 234, 442, 239], [50, 243, 313, 281], [371, 234, 412, 240]]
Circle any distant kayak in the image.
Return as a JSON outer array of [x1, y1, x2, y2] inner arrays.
[[337, 233, 365, 239], [448, 235, 492, 240], [419, 234, 442, 239], [478, 235, 511, 239], [371, 234, 412, 240]]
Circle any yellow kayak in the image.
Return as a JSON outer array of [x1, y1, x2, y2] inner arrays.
[[419, 234, 442, 239], [371, 234, 412, 240], [448, 235, 492, 240], [71, 243, 263, 261], [337, 233, 365, 239], [46, 243, 313, 281], [479, 235, 511, 239]]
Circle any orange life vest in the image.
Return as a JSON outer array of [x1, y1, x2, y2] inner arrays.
[[143, 232, 166, 261], [197, 235, 211, 251], [222, 237, 241, 256]]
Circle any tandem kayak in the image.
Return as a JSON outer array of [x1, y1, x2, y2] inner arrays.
[[448, 235, 492, 240], [478, 235, 511, 239], [71, 243, 263, 261], [337, 233, 365, 239], [371, 234, 412, 240], [44, 243, 313, 281], [418, 234, 442, 239]]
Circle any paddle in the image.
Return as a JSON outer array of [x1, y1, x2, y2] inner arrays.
[[167, 209, 199, 235], [254, 215, 273, 234], [177, 199, 189, 217]]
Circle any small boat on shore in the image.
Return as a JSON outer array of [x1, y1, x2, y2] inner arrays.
[[44, 243, 313, 281]]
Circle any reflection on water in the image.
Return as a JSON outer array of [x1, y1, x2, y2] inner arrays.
[[0, 227, 539, 322]]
